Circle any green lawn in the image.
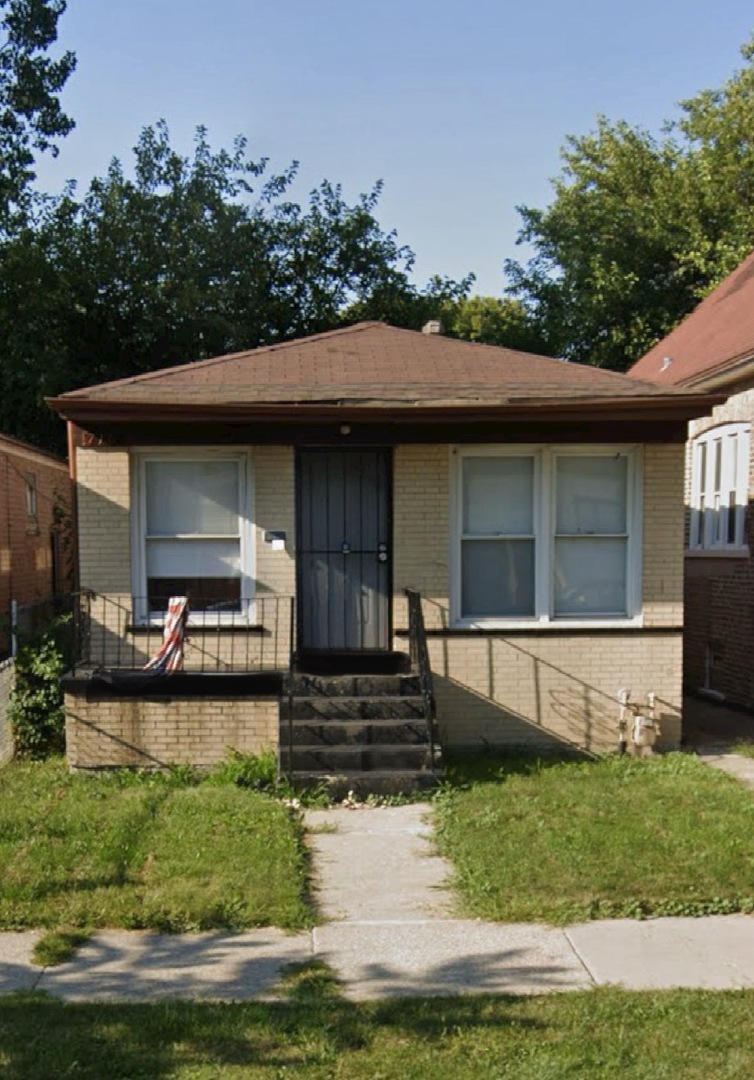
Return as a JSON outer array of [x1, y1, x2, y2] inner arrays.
[[0, 759, 310, 932], [2, 985, 754, 1078], [433, 752, 754, 923]]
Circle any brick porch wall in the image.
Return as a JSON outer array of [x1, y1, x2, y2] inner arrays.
[[64, 689, 280, 769]]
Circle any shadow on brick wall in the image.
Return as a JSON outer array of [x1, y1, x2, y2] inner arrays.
[[414, 599, 681, 754]]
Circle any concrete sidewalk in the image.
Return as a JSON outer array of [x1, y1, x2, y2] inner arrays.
[[3, 797, 754, 1001]]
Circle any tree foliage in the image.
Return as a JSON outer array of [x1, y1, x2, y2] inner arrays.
[[506, 38, 754, 370], [440, 294, 548, 353], [0, 121, 472, 451], [0, 0, 75, 231]]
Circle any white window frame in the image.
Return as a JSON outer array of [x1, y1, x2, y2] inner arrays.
[[450, 445, 643, 629], [688, 423, 749, 555], [131, 448, 254, 625]]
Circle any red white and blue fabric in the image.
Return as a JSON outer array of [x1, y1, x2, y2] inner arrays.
[[143, 596, 189, 675]]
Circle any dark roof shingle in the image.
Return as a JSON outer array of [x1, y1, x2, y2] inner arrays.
[[55, 321, 684, 409]]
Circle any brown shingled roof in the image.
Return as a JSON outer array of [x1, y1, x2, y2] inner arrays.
[[629, 250, 754, 388], [51, 321, 696, 415]]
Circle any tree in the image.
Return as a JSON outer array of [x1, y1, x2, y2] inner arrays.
[[440, 294, 548, 353], [506, 39, 754, 371], [0, 0, 75, 231], [0, 122, 472, 450]]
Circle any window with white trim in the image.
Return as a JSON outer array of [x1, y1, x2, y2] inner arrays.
[[454, 446, 641, 625], [689, 423, 750, 552], [132, 452, 252, 619]]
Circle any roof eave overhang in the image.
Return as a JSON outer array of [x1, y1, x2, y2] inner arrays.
[[48, 392, 726, 428], [679, 351, 754, 392]]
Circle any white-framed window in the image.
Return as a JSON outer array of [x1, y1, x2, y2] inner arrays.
[[689, 423, 749, 552], [452, 445, 642, 627], [131, 450, 253, 622]]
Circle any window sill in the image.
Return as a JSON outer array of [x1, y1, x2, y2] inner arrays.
[[396, 620, 682, 638], [452, 615, 643, 631], [684, 547, 750, 559], [126, 623, 267, 635]]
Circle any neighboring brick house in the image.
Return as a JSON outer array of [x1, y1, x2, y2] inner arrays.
[[49, 321, 717, 783], [0, 433, 73, 656], [630, 251, 754, 713]]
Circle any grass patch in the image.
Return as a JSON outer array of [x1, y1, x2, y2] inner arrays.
[[732, 741, 754, 759], [279, 959, 344, 1002], [32, 929, 90, 967], [0, 759, 310, 932], [1, 988, 754, 1078], [433, 752, 754, 923]]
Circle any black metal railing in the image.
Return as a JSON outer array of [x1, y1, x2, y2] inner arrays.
[[69, 592, 293, 674], [405, 587, 437, 770], [0, 593, 86, 665], [285, 596, 296, 781]]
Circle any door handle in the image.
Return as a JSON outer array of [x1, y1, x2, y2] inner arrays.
[[361, 585, 370, 624]]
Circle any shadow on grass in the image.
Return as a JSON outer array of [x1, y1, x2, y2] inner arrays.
[[440, 746, 592, 787], [0, 978, 544, 1080]]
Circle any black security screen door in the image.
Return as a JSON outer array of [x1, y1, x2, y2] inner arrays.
[[297, 449, 391, 651]]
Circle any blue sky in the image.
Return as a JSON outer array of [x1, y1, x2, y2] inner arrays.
[[36, 0, 754, 295]]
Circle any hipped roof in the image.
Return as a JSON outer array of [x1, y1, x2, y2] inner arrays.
[[49, 321, 718, 425], [630, 251, 754, 389]]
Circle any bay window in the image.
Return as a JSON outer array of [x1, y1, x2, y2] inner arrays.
[[689, 423, 749, 552], [455, 446, 641, 624]]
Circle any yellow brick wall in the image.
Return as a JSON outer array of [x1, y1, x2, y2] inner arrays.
[[428, 632, 681, 753], [77, 447, 131, 594], [65, 690, 279, 769], [73, 440, 685, 757], [392, 445, 450, 630], [391, 443, 684, 751], [75, 446, 295, 667], [254, 446, 296, 597], [76, 444, 296, 600], [642, 444, 685, 627]]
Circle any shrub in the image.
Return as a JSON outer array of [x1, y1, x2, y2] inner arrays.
[[208, 748, 281, 791], [9, 615, 73, 758]]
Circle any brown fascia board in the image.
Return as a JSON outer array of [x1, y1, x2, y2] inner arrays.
[[680, 350, 754, 392], [47, 390, 726, 427]]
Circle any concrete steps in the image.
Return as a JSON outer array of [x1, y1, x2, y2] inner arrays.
[[289, 769, 440, 800], [280, 670, 440, 795]]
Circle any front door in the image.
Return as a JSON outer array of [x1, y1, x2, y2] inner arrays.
[[297, 449, 391, 651]]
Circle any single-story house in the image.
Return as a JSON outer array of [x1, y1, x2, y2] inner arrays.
[[49, 321, 718, 785], [630, 250, 754, 715]]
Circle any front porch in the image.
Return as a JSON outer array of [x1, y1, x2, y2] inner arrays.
[[62, 588, 440, 793]]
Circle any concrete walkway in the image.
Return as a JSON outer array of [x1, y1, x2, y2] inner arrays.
[[696, 749, 754, 787], [3, 792, 754, 1002]]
